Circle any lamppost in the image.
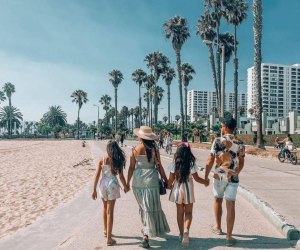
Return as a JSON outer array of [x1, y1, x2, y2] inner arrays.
[[203, 39, 225, 118], [93, 104, 99, 135]]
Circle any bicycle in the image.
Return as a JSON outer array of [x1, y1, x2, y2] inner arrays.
[[277, 144, 298, 165]]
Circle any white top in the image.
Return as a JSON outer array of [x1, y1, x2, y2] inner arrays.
[[168, 163, 198, 178]]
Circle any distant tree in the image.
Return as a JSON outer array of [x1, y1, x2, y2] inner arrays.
[[71, 90, 88, 139], [162, 66, 176, 124], [2, 82, 15, 136], [41, 105, 67, 135], [0, 106, 23, 134], [100, 94, 112, 125]]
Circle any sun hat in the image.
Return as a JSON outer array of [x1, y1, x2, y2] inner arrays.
[[133, 126, 158, 140]]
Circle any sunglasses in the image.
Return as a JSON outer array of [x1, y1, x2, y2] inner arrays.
[[177, 142, 190, 148]]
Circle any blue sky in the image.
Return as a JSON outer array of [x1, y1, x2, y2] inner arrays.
[[0, 0, 299, 124]]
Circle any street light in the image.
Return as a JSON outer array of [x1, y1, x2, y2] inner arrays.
[[203, 39, 225, 118], [93, 104, 100, 135]]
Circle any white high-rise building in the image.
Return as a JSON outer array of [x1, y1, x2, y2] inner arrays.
[[187, 90, 247, 121], [247, 63, 300, 117]]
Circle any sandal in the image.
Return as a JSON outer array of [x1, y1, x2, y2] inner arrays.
[[211, 226, 223, 235], [107, 239, 116, 246], [141, 237, 150, 248], [182, 231, 189, 247], [104, 231, 107, 237]]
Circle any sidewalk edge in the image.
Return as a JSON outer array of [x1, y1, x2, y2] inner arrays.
[[238, 185, 300, 241]]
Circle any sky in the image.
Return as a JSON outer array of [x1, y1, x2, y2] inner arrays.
[[0, 0, 299, 124]]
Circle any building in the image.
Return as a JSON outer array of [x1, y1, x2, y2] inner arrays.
[[247, 63, 300, 118], [187, 90, 247, 122]]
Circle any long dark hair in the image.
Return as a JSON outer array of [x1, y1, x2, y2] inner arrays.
[[174, 145, 196, 183], [141, 138, 157, 162], [106, 140, 126, 175]]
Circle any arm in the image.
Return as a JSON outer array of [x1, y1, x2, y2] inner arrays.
[[167, 172, 175, 189], [156, 149, 168, 184], [205, 154, 215, 180], [119, 169, 129, 193], [126, 151, 136, 188], [92, 160, 102, 200], [192, 172, 210, 186]]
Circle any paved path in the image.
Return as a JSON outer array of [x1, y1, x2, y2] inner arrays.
[[0, 140, 295, 249]]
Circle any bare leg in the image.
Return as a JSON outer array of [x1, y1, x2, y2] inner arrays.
[[176, 204, 184, 235], [184, 203, 193, 231], [213, 198, 223, 231], [107, 199, 116, 244], [102, 199, 107, 236], [226, 200, 235, 240]]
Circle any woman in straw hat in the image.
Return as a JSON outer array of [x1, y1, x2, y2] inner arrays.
[[127, 126, 170, 248]]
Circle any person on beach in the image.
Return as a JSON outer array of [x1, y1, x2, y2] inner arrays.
[[127, 126, 170, 248], [92, 140, 129, 246], [168, 142, 209, 247], [204, 112, 245, 247]]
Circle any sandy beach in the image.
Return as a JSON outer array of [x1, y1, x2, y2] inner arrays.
[[0, 140, 94, 239]]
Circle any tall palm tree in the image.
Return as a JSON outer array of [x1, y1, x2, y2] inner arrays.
[[109, 69, 123, 131], [133, 106, 140, 128], [142, 107, 148, 125], [224, 0, 248, 118], [154, 86, 165, 106], [162, 66, 176, 124], [143, 92, 150, 126], [132, 69, 147, 126], [0, 106, 23, 133], [100, 94, 112, 125], [253, 0, 264, 148], [71, 89, 88, 139], [41, 105, 67, 129], [129, 108, 134, 131], [2, 82, 15, 136], [164, 16, 190, 139], [197, 11, 218, 107], [144, 52, 170, 125], [181, 63, 196, 128], [144, 74, 155, 126]]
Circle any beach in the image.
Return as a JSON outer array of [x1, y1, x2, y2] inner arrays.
[[0, 140, 94, 239]]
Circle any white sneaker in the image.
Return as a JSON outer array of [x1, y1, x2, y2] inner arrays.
[[182, 231, 189, 247]]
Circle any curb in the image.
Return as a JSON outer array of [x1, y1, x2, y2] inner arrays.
[[238, 185, 300, 241]]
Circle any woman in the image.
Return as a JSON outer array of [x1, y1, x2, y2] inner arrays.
[[127, 126, 170, 248]]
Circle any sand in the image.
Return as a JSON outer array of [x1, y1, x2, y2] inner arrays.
[[0, 140, 94, 239]]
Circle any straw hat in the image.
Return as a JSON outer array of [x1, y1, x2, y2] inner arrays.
[[133, 126, 158, 140]]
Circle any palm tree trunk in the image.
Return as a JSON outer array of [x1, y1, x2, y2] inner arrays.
[[9, 97, 12, 137], [208, 45, 219, 109], [139, 85, 142, 126], [167, 84, 170, 124], [77, 108, 80, 139], [216, 21, 221, 112], [253, 0, 264, 149], [176, 49, 185, 140], [114, 87, 118, 132], [131, 114, 134, 131], [233, 25, 239, 119], [150, 94, 153, 127], [147, 97, 150, 126], [154, 83, 157, 125], [184, 85, 188, 128]]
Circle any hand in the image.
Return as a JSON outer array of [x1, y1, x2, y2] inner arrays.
[[92, 190, 97, 200], [123, 185, 130, 193], [227, 170, 237, 179], [204, 178, 210, 187]]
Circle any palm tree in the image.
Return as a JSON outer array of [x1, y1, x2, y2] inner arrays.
[[41, 105, 67, 130], [253, 0, 264, 149], [163, 16, 190, 139], [143, 92, 150, 126], [144, 74, 155, 126], [71, 90, 88, 139], [0, 106, 23, 134], [224, 0, 248, 118], [0, 91, 6, 104], [142, 107, 148, 125], [100, 94, 112, 125], [175, 115, 181, 124], [132, 69, 147, 126], [238, 106, 245, 117], [133, 106, 140, 128], [129, 108, 134, 131], [120, 106, 129, 128], [2, 82, 15, 136], [144, 52, 170, 125], [109, 69, 123, 131], [163, 115, 168, 124], [181, 63, 196, 128], [197, 11, 218, 107], [162, 66, 176, 124]]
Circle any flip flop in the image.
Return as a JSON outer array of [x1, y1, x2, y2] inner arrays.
[[107, 239, 116, 246], [211, 226, 223, 235], [226, 238, 237, 246], [103, 231, 107, 237]]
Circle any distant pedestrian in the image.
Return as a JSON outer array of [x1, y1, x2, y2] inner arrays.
[[120, 133, 125, 147], [159, 132, 164, 149], [127, 126, 169, 248], [92, 140, 129, 246], [168, 142, 209, 247], [204, 113, 245, 247]]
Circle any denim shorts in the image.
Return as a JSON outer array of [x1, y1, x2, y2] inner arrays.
[[213, 178, 239, 201]]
